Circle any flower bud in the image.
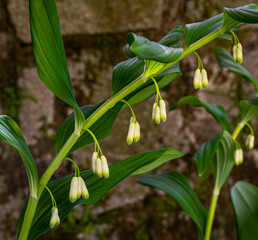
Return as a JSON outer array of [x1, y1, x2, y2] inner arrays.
[[155, 106, 161, 124], [96, 157, 102, 178], [193, 69, 201, 89], [159, 99, 167, 122], [236, 43, 243, 63], [92, 152, 98, 174], [69, 177, 78, 203], [50, 207, 60, 228], [233, 45, 237, 62], [134, 122, 140, 142], [152, 102, 157, 121], [77, 177, 82, 199], [79, 177, 89, 199], [127, 122, 135, 145], [101, 155, 109, 178], [234, 149, 243, 166], [201, 69, 209, 88], [246, 135, 254, 149]]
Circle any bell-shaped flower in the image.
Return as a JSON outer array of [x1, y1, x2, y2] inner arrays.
[[236, 43, 243, 63], [76, 177, 82, 199], [92, 152, 98, 174], [159, 99, 167, 122], [69, 176, 78, 203], [233, 45, 237, 62], [95, 157, 102, 178], [155, 106, 161, 124], [193, 69, 201, 89], [50, 207, 60, 229], [134, 122, 140, 142], [201, 69, 209, 88], [101, 155, 109, 178], [234, 149, 243, 165], [78, 177, 89, 199], [152, 102, 157, 121], [127, 121, 135, 145], [246, 135, 254, 149]]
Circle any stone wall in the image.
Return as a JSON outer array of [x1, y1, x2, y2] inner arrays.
[[0, 0, 258, 239]]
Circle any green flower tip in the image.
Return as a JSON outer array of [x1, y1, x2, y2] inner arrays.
[[69, 176, 89, 203], [233, 43, 243, 64]]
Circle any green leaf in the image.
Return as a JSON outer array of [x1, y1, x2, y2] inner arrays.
[[125, 63, 181, 107], [29, 0, 84, 128], [55, 102, 123, 154], [138, 171, 207, 238], [132, 148, 183, 175], [112, 57, 145, 95], [193, 132, 224, 176], [158, 25, 184, 48], [170, 95, 231, 132], [240, 97, 258, 122], [215, 48, 258, 94], [231, 181, 258, 240], [184, 13, 224, 47], [212, 131, 234, 190], [0, 115, 38, 195], [123, 33, 183, 63], [17, 148, 181, 240], [223, 4, 258, 29]]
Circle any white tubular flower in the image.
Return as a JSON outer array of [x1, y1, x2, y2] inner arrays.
[[234, 149, 243, 165], [96, 157, 102, 178], [127, 122, 135, 145], [101, 155, 110, 178], [134, 122, 140, 142], [92, 152, 98, 174], [50, 207, 60, 229], [159, 99, 167, 122], [69, 177, 78, 203], [77, 177, 82, 199], [193, 69, 201, 89], [236, 43, 243, 63], [201, 69, 209, 88], [152, 102, 157, 121], [79, 177, 89, 199], [155, 106, 161, 124], [233, 45, 237, 62], [246, 135, 255, 149]]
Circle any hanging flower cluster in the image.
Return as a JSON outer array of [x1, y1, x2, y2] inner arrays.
[[193, 52, 209, 89], [151, 77, 167, 124], [231, 30, 243, 63]]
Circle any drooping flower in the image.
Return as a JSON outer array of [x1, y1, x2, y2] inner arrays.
[[159, 99, 167, 122], [201, 69, 209, 88], [78, 177, 89, 199], [50, 207, 60, 229], [134, 122, 141, 142], [246, 135, 255, 149], [234, 149, 243, 165], [69, 176, 78, 203], [127, 121, 135, 145], [95, 157, 102, 178], [92, 152, 98, 174], [101, 155, 109, 178], [193, 69, 201, 89]]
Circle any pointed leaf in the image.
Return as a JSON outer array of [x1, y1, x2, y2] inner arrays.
[[138, 171, 207, 238], [240, 97, 258, 122], [0, 116, 38, 195], [231, 181, 258, 240], [17, 148, 181, 240], [123, 33, 183, 63], [212, 131, 234, 190], [223, 4, 258, 29], [55, 102, 123, 154], [193, 132, 224, 176], [158, 25, 184, 48], [215, 48, 258, 93], [170, 96, 231, 132], [29, 0, 81, 111]]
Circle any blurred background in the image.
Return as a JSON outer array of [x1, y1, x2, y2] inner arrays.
[[0, 0, 258, 239]]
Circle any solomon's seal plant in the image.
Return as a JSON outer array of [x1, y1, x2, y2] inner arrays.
[[0, 1, 258, 240]]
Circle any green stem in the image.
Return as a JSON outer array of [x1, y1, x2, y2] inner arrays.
[[18, 197, 38, 240], [232, 121, 245, 140], [204, 188, 220, 240], [84, 128, 103, 156], [18, 24, 229, 240], [121, 99, 136, 119], [151, 77, 162, 100]]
